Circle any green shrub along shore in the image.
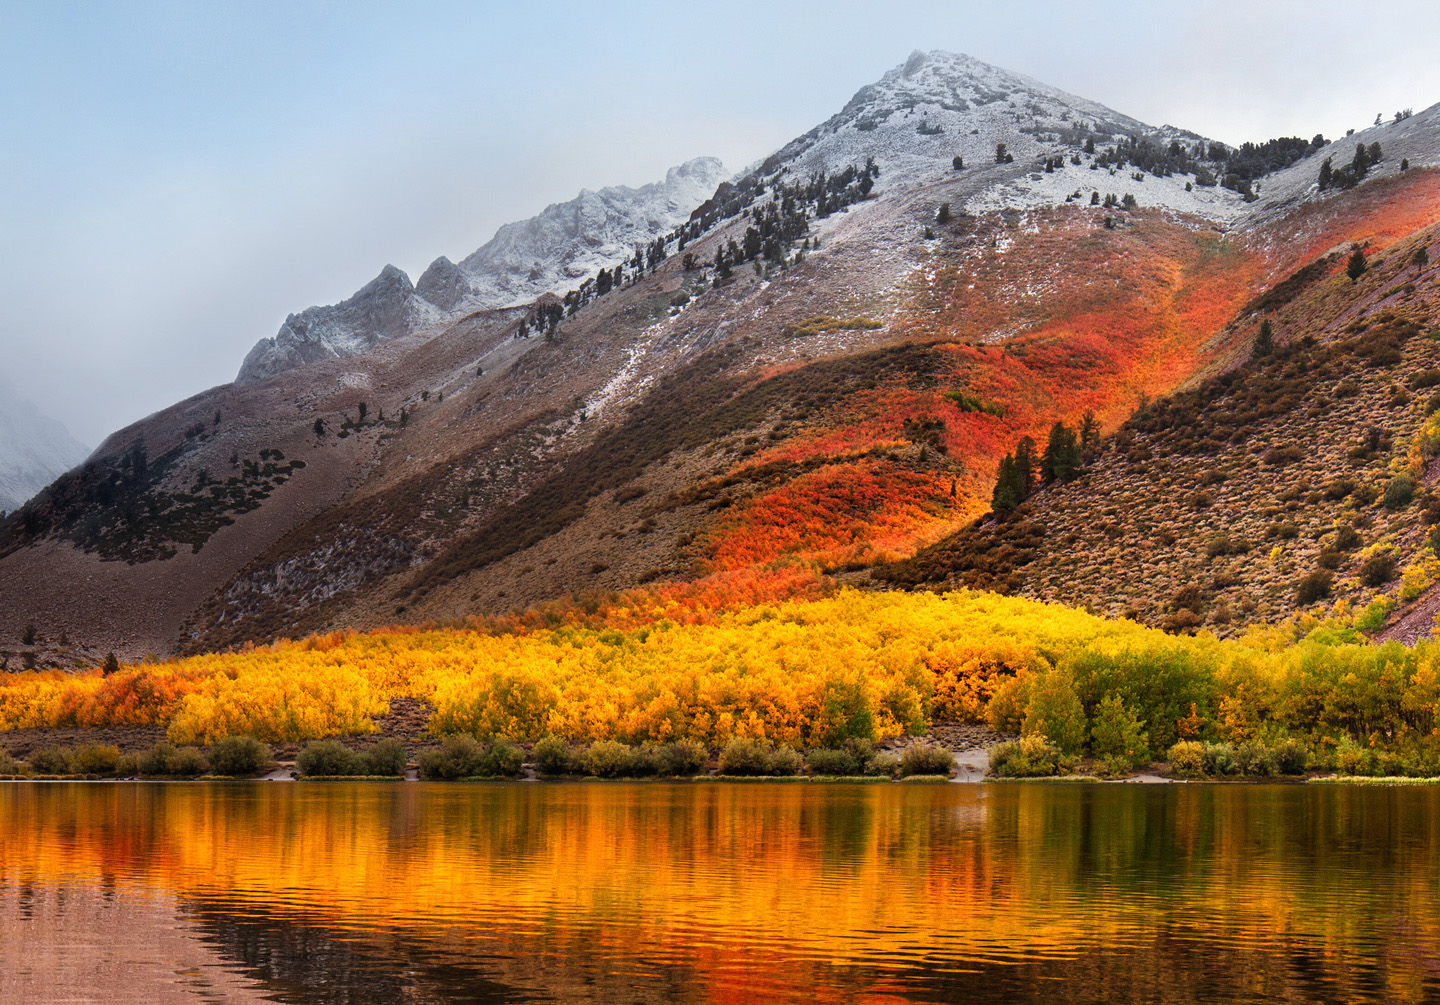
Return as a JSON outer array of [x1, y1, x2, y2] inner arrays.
[[0, 736, 272, 778], [5, 730, 1436, 782], [0, 735, 960, 781]]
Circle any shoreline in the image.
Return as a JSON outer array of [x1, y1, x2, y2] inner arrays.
[[2, 771, 1431, 785]]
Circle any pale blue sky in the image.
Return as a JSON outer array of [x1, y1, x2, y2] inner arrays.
[[3, 0, 1439, 444]]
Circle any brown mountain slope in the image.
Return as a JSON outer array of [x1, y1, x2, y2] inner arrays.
[[881, 217, 1440, 637]]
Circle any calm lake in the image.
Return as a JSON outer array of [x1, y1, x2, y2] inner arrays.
[[1, 780, 1437, 1003]]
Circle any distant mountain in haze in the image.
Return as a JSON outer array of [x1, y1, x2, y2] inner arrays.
[[0, 381, 89, 512]]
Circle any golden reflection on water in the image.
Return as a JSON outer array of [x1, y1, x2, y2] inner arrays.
[[1, 781, 1439, 1003]]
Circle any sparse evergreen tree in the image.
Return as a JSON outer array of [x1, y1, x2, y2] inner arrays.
[[357, 402, 367, 422], [22, 623, 36, 646], [742, 227, 762, 261], [952, 155, 964, 170], [1414, 246, 1429, 268], [1347, 246, 1368, 282], [1014, 436, 1037, 498], [1084, 136, 1096, 155], [1350, 142, 1372, 179], [1090, 190, 1101, 205], [991, 453, 1023, 514], [1252, 319, 1274, 359], [1080, 410, 1100, 455], [995, 142, 1008, 164], [313, 417, 326, 437], [1318, 157, 1333, 190], [1401, 157, 1409, 172], [936, 202, 952, 225], [102, 652, 120, 677], [1041, 422, 1082, 483]]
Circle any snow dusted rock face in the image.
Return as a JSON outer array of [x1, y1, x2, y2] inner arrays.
[[0, 380, 89, 511], [236, 157, 727, 386], [456, 156, 728, 308], [236, 264, 441, 385], [415, 255, 474, 312]]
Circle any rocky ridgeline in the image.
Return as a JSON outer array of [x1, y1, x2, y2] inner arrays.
[[236, 157, 728, 384]]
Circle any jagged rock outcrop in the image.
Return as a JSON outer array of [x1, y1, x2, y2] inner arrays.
[[236, 265, 440, 385], [415, 256, 474, 312]]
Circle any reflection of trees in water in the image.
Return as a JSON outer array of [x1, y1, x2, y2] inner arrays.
[[181, 896, 1423, 1005], [183, 902, 531, 1004], [866, 928, 1411, 1004], [3, 783, 1440, 1003], [181, 898, 729, 1005]]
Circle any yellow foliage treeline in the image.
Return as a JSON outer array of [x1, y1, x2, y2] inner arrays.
[[1, 588, 1438, 754]]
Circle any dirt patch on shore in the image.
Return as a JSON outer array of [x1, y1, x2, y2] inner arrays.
[[889, 721, 1008, 752]]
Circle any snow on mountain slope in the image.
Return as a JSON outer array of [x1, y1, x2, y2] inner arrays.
[[1238, 101, 1440, 229], [767, 50, 1150, 187], [236, 157, 728, 385], [754, 50, 1254, 221], [455, 156, 729, 308], [0, 380, 89, 512]]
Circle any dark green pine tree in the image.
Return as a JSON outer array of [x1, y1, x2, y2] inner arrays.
[[1252, 319, 1274, 359], [102, 652, 120, 676], [1079, 410, 1101, 456], [991, 453, 1023, 514], [936, 202, 952, 225], [1013, 436, 1038, 498], [1041, 422, 1083, 483], [1347, 247, 1368, 281]]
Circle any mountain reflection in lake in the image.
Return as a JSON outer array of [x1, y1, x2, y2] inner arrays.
[[1, 781, 1437, 1003]]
